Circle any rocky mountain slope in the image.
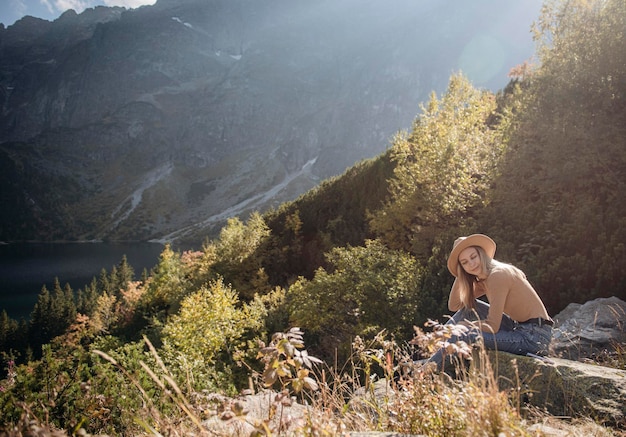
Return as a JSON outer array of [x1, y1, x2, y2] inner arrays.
[[0, 0, 540, 244]]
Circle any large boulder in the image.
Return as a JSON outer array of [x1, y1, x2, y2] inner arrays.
[[351, 349, 626, 431], [551, 296, 626, 360], [482, 351, 626, 427], [485, 297, 626, 427]]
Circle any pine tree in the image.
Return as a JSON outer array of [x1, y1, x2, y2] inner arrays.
[[29, 285, 52, 352], [28, 279, 77, 354], [76, 278, 99, 317], [98, 268, 111, 295], [115, 255, 135, 295], [0, 310, 18, 352], [62, 283, 77, 327]]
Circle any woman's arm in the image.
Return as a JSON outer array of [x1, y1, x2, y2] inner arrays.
[[448, 278, 464, 311]]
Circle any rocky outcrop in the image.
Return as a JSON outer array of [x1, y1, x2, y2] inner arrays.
[[485, 352, 626, 427], [478, 297, 626, 426], [482, 297, 626, 426], [350, 351, 626, 429], [354, 297, 626, 429], [551, 296, 626, 361]]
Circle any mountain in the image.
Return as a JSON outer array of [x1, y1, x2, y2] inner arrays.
[[0, 0, 541, 244]]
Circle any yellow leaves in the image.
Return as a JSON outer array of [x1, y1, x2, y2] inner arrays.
[[51, 313, 95, 349], [92, 292, 118, 334], [370, 74, 505, 253], [215, 212, 270, 263], [162, 278, 266, 364], [120, 281, 145, 308]]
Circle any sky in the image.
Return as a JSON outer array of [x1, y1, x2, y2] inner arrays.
[[0, 0, 156, 27]]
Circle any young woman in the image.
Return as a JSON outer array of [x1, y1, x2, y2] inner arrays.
[[424, 234, 553, 371]]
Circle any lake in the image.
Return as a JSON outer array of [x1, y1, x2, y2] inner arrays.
[[0, 242, 165, 321]]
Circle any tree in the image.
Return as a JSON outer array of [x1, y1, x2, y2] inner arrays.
[[369, 74, 505, 256], [91, 292, 117, 334], [28, 286, 52, 351], [141, 244, 186, 314], [211, 212, 272, 299], [76, 278, 99, 317], [483, 0, 626, 312], [98, 268, 111, 295], [0, 310, 18, 353], [287, 239, 423, 362], [28, 280, 76, 354], [161, 278, 266, 378], [113, 255, 135, 297]]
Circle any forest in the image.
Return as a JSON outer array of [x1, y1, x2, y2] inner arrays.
[[1, 0, 625, 435]]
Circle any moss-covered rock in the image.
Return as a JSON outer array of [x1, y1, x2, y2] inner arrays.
[[477, 351, 626, 427]]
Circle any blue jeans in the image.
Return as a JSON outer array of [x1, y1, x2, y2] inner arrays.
[[426, 300, 552, 370]]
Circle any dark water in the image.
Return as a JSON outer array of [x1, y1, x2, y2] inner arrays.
[[0, 242, 164, 321]]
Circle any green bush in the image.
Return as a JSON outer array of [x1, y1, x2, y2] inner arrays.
[[287, 239, 424, 362]]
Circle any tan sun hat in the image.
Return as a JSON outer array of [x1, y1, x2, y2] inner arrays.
[[447, 234, 496, 276]]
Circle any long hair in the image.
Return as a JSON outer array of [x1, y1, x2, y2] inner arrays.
[[454, 246, 493, 309]]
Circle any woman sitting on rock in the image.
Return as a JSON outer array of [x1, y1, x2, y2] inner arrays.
[[423, 234, 553, 371]]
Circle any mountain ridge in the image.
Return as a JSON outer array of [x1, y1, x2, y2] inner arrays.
[[0, 0, 541, 244]]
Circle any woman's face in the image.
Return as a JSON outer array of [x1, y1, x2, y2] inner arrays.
[[459, 247, 483, 277]]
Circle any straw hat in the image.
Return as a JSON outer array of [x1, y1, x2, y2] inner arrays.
[[447, 234, 496, 276]]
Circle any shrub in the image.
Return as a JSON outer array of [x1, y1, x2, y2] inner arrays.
[[286, 239, 424, 362]]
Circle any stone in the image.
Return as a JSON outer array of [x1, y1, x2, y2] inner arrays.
[[480, 351, 626, 428], [480, 297, 626, 427], [203, 390, 308, 435], [551, 296, 626, 360]]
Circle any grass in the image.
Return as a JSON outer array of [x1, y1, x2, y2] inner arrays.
[[2, 327, 624, 436]]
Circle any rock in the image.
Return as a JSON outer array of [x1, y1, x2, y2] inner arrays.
[[481, 351, 626, 427], [483, 297, 626, 427], [551, 297, 626, 360], [203, 390, 309, 435], [354, 352, 626, 429]]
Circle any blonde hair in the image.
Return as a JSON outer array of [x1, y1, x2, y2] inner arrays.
[[454, 247, 528, 309], [455, 246, 493, 309]]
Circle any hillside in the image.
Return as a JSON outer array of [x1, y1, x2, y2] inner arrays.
[[260, 0, 626, 316], [1, 0, 626, 435], [0, 0, 540, 243]]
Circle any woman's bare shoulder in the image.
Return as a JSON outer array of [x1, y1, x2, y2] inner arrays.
[[489, 261, 526, 280]]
